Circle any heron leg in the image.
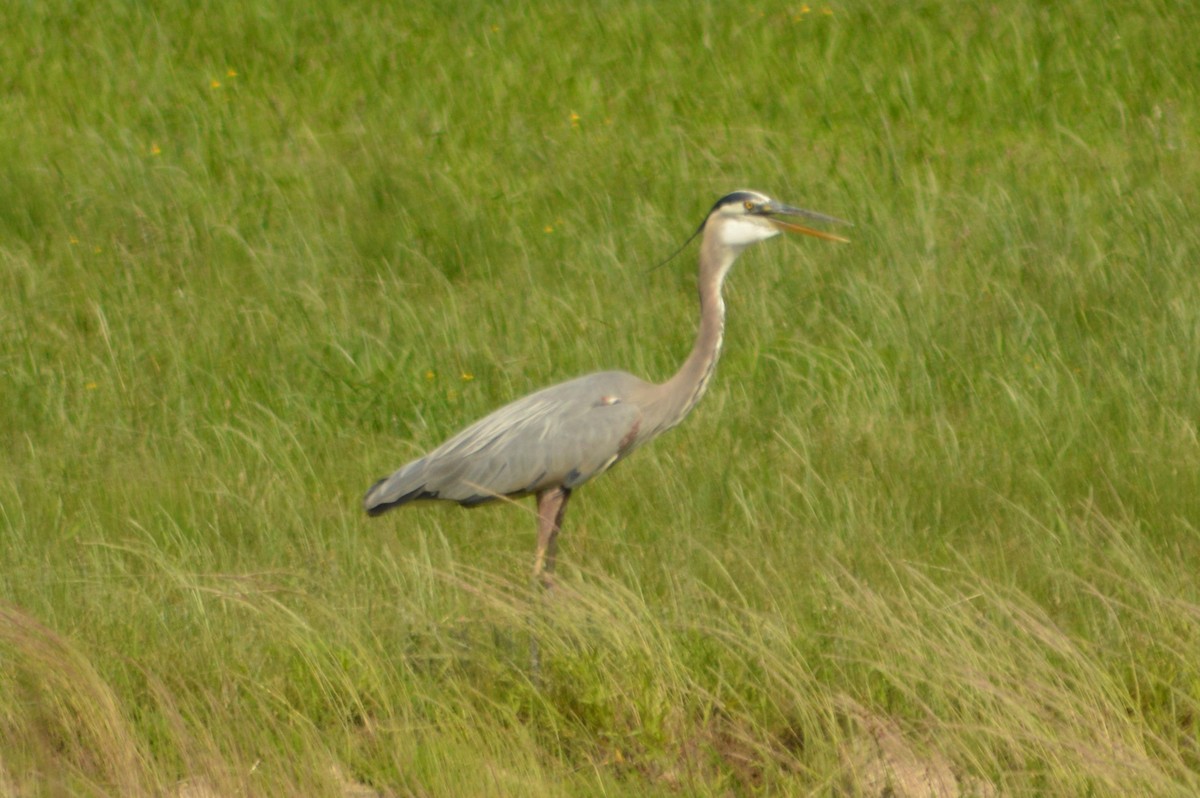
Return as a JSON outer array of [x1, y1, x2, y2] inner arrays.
[[533, 487, 571, 587]]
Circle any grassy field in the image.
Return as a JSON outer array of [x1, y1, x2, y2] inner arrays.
[[2, 0, 1199, 794]]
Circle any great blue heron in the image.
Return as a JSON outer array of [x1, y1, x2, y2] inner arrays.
[[364, 190, 849, 585]]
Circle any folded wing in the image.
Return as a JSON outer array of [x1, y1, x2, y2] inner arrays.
[[364, 371, 647, 514]]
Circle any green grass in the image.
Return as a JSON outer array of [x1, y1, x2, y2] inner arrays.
[[2, 0, 1199, 794]]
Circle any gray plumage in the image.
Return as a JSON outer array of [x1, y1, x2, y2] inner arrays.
[[364, 190, 849, 584], [365, 370, 648, 510]]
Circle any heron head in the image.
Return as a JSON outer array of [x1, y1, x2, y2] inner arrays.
[[705, 190, 850, 250]]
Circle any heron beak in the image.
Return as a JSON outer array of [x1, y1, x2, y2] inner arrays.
[[765, 203, 852, 243]]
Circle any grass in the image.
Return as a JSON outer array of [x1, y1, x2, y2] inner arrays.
[[2, 0, 1199, 794]]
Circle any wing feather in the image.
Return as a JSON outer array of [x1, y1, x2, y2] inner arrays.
[[364, 371, 648, 513]]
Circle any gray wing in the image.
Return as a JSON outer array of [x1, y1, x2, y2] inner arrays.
[[364, 371, 647, 514]]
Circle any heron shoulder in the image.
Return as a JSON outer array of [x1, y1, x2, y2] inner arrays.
[[536, 370, 653, 405], [429, 370, 647, 457]]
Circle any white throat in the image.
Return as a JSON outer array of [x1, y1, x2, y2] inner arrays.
[[717, 216, 781, 253]]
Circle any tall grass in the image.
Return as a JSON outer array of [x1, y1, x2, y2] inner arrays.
[[2, 0, 1199, 794]]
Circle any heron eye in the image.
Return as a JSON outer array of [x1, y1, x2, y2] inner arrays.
[[743, 200, 755, 211]]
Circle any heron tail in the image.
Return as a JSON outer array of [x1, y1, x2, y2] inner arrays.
[[362, 459, 433, 516]]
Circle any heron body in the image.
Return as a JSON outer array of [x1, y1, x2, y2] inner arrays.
[[365, 371, 650, 507], [364, 190, 849, 584]]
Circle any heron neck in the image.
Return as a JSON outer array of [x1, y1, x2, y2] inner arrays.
[[654, 236, 736, 433]]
